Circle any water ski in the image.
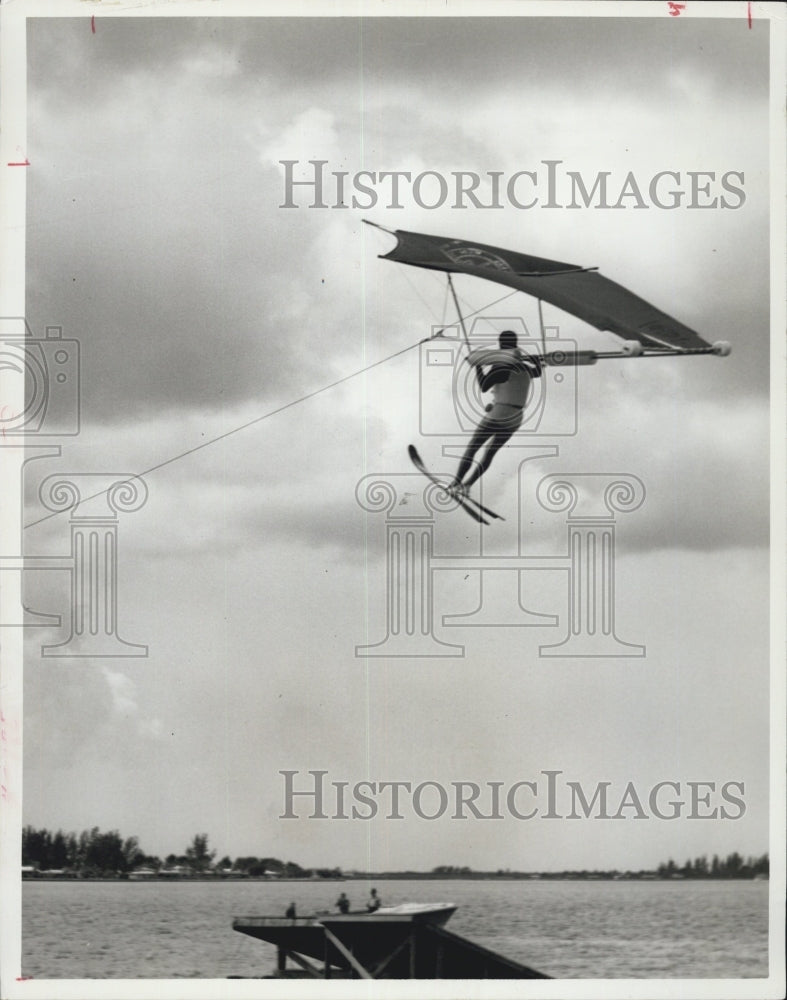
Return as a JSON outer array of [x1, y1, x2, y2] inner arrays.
[[407, 445, 502, 525]]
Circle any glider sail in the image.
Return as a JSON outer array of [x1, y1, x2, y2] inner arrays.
[[374, 227, 710, 351]]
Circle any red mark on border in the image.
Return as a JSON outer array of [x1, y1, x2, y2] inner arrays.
[[7, 160, 30, 167], [667, 1, 686, 15], [747, 2, 752, 28], [92, 15, 96, 33]]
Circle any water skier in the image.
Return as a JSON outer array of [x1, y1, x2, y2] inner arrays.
[[448, 330, 542, 496]]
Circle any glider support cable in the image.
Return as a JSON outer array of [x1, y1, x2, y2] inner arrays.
[[537, 298, 546, 355], [446, 272, 472, 353]]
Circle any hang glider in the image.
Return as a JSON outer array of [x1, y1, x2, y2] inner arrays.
[[365, 223, 730, 359]]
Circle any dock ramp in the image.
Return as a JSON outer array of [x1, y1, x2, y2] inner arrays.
[[232, 905, 550, 979]]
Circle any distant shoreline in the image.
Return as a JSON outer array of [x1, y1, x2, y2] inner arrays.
[[24, 827, 768, 885], [22, 872, 769, 883]]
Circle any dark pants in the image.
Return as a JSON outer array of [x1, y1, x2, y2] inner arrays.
[[455, 405, 523, 488]]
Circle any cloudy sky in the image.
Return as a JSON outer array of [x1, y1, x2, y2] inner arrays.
[[11, 5, 777, 874]]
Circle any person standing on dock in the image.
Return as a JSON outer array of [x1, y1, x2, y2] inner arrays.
[[336, 892, 350, 913], [285, 902, 296, 919], [366, 888, 381, 912]]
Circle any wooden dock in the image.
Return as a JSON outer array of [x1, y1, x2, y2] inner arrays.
[[232, 903, 550, 979]]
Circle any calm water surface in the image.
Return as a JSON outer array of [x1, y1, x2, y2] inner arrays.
[[22, 878, 768, 980]]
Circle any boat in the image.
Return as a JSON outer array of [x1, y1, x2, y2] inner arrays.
[[232, 903, 550, 979], [366, 902, 456, 923]]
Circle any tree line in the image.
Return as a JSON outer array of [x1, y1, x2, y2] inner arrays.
[[656, 852, 769, 879], [21, 827, 339, 879], [430, 852, 770, 880], [22, 826, 769, 881]]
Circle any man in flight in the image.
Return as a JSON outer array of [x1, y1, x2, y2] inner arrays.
[[449, 330, 542, 497]]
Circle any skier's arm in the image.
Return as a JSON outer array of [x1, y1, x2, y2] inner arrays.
[[518, 351, 542, 378], [464, 348, 503, 392], [478, 366, 509, 391]]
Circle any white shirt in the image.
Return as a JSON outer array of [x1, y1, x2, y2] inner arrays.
[[466, 347, 538, 407]]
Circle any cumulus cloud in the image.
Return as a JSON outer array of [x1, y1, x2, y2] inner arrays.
[[101, 667, 139, 717], [25, 14, 770, 427], [18, 13, 773, 871]]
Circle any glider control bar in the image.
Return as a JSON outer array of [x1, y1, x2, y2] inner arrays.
[[537, 341, 731, 366]]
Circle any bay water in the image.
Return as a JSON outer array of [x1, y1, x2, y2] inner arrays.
[[22, 877, 768, 980]]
